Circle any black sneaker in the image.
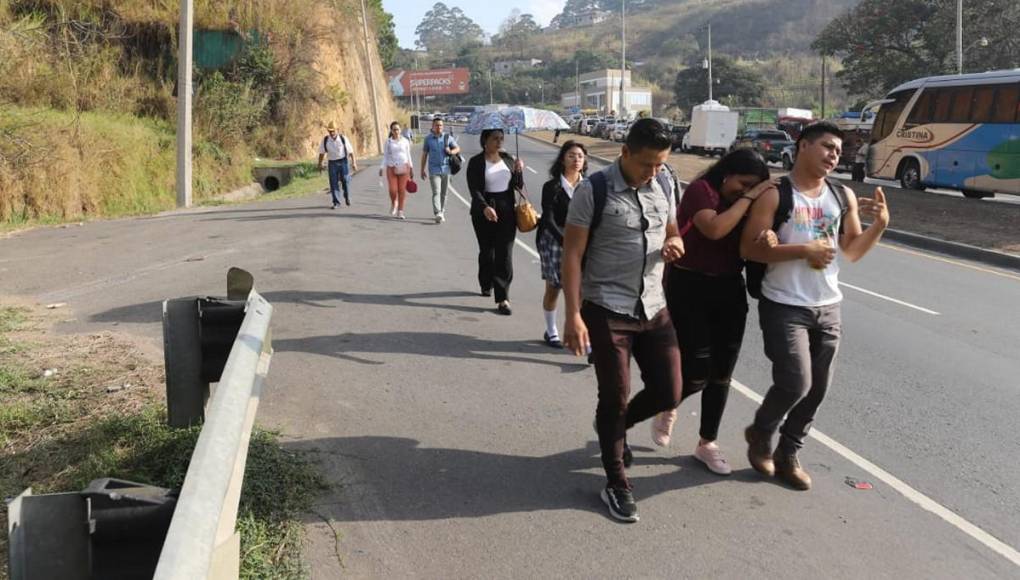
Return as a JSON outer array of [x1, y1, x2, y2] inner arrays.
[[345, 198, 351, 206], [601, 486, 639, 523]]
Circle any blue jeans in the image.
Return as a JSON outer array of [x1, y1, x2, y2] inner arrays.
[[328, 158, 350, 205]]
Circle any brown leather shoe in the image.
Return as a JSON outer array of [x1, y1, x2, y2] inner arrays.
[[744, 425, 775, 476], [774, 452, 812, 491]]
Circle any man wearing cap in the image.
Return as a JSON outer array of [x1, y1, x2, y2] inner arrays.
[[318, 121, 357, 208]]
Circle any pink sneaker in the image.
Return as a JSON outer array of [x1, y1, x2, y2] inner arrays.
[[694, 441, 732, 475], [650, 409, 677, 447]]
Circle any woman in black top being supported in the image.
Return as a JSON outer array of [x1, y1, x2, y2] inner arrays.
[[654, 148, 776, 475], [465, 129, 525, 315], [536, 141, 588, 347]]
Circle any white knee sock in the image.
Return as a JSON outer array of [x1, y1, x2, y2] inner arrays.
[[544, 309, 558, 338]]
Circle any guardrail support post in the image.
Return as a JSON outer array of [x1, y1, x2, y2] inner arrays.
[[162, 298, 206, 427]]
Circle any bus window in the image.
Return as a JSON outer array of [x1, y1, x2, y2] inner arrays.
[[872, 89, 915, 142], [969, 86, 996, 123], [933, 89, 952, 122], [949, 87, 974, 122], [991, 84, 1020, 123], [906, 91, 934, 126]]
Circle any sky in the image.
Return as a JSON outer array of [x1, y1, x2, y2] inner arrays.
[[382, 0, 567, 49]]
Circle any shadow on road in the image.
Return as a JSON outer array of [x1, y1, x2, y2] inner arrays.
[[89, 290, 490, 324], [273, 330, 588, 372], [290, 436, 766, 523]]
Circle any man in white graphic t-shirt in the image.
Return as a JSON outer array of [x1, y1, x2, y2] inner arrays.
[[739, 121, 890, 490]]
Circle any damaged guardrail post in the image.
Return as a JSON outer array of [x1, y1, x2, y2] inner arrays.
[[162, 268, 255, 427], [7, 268, 271, 579], [153, 270, 273, 579]]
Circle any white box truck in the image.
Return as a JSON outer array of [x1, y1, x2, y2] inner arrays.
[[682, 100, 739, 156]]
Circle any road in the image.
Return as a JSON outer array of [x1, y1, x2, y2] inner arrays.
[[1, 129, 1019, 578]]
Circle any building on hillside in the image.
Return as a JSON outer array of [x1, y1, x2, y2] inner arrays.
[[560, 69, 653, 117], [493, 59, 544, 77], [555, 8, 611, 29]]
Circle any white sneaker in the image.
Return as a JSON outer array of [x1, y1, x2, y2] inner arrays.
[[439, 213, 445, 223], [650, 409, 677, 447], [397, 210, 406, 220], [694, 441, 732, 475], [390, 204, 398, 216]]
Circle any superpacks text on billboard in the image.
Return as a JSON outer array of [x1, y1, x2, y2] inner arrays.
[[386, 68, 470, 97]]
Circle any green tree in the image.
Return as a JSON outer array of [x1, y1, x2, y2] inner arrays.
[[367, 0, 399, 69], [673, 55, 767, 113], [415, 2, 485, 56], [813, 0, 1020, 99]]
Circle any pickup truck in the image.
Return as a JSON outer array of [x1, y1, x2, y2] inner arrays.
[[730, 129, 794, 163]]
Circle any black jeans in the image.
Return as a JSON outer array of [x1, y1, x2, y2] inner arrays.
[[665, 267, 748, 441], [471, 192, 517, 302], [753, 297, 841, 454], [583, 302, 683, 489]]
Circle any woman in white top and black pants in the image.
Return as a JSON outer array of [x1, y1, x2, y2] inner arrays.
[[382, 121, 413, 219], [465, 128, 525, 315]]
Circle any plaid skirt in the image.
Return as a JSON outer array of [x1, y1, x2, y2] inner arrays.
[[537, 227, 564, 288]]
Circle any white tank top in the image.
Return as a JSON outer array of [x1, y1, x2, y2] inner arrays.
[[761, 183, 843, 307]]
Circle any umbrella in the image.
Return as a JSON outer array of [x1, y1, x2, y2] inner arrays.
[[464, 106, 569, 156]]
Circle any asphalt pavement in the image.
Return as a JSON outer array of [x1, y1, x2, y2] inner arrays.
[[1, 130, 1018, 579]]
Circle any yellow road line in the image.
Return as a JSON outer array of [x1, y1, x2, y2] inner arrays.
[[878, 242, 1020, 282]]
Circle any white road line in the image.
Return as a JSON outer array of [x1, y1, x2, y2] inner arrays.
[[731, 378, 1020, 568], [839, 282, 941, 316], [526, 166, 538, 174], [449, 185, 540, 259]]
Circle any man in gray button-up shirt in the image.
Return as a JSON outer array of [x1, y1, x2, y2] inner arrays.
[[561, 118, 685, 523]]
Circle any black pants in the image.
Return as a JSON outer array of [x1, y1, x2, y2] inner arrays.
[[753, 297, 841, 454], [583, 302, 683, 489], [471, 192, 517, 302], [665, 267, 748, 441]]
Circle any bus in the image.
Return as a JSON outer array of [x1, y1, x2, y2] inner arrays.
[[868, 69, 1020, 199]]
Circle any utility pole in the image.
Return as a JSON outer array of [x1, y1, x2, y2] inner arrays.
[[575, 58, 580, 111], [707, 22, 713, 102], [620, 0, 626, 118], [176, 0, 193, 208], [956, 0, 963, 74], [360, 0, 383, 154], [821, 55, 827, 119]]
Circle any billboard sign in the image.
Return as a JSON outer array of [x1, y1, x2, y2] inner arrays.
[[386, 68, 470, 97]]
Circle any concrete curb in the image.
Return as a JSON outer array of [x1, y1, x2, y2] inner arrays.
[[518, 132, 1020, 271], [879, 229, 1020, 271]]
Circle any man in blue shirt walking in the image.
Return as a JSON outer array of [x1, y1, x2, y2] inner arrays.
[[420, 118, 460, 223]]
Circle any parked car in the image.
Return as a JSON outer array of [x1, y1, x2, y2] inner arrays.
[[610, 121, 631, 142], [670, 124, 690, 151], [576, 118, 597, 136], [730, 129, 794, 163], [781, 144, 796, 170]]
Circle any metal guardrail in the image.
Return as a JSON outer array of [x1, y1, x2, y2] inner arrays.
[[153, 286, 273, 579]]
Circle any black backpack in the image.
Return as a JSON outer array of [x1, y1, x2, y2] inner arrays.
[[445, 134, 463, 175], [744, 176, 849, 299], [323, 134, 349, 158]]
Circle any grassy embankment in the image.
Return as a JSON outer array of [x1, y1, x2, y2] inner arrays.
[[0, 304, 328, 578]]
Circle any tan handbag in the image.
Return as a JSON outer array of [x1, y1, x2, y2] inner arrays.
[[515, 188, 539, 233]]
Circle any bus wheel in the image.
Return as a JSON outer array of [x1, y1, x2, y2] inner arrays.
[[899, 159, 924, 191]]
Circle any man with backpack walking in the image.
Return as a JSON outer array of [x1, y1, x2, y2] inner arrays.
[[561, 118, 685, 523], [421, 117, 461, 223], [317, 121, 357, 208], [740, 121, 889, 490]]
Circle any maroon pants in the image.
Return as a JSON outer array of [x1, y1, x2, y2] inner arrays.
[[582, 302, 683, 489]]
